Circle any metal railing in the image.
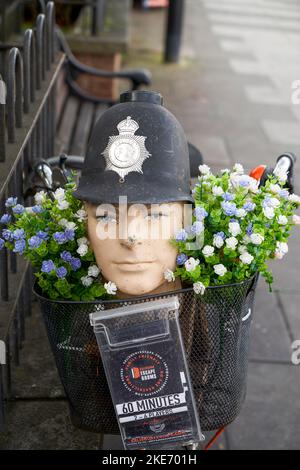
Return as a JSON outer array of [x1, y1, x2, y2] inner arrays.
[[0, 1, 64, 431]]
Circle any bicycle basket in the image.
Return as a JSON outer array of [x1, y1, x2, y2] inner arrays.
[[35, 274, 257, 432]]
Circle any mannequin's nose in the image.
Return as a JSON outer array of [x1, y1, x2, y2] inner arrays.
[[120, 234, 141, 248]]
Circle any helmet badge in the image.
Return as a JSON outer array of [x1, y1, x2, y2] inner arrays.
[[102, 116, 151, 180]]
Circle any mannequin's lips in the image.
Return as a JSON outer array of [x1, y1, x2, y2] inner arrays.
[[115, 260, 155, 271]]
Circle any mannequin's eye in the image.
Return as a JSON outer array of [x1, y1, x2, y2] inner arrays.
[[145, 212, 168, 220], [96, 214, 117, 223]]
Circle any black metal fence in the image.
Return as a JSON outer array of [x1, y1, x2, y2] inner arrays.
[[0, 1, 63, 431]]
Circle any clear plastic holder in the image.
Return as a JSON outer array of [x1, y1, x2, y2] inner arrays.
[[90, 296, 202, 450]]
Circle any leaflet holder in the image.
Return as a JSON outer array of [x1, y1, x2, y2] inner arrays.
[[90, 296, 202, 450]]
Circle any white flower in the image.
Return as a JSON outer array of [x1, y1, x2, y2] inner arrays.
[[81, 275, 93, 287], [243, 234, 251, 244], [58, 218, 68, 227], [225, 237, 238, 250], [54, 188, 66, 201], [269, 183, 281, 194], [184, 257, 200, 272], [193, 282, 206, 295], [104, 281, 117, 295], [77, 244, 88, 257], [199, 164, 210, 175], [263, 206, 275, 219], [293, 214, 300, 225], [275, 241, 288, 260], [289, 194, 300, 204], [163, 269, 175, 283], [233, 163, 244, 174], [278, 215, 288, 226], [274, 167, 288, 183], [269, 197, 280, 208], [221, 168, 230, 174], [212, 186, 224, 196], [228, 222, 241, 237], [213, 264, 227, 277], [34, 191, 46, 205], [57, 200, 69, 210], [250, 233, 264, 245], [66, 221, 77, 230], [75, 209, 87, 221], [88, 265, 100, 277], [59, 220, 77, 230], [238, 245, 247, 254], [240, 252, 254, 264], [236, 208, 247, 218], [213, 234, 224, 248], [77, 237, 89, 246], [202, 245, 215, 257]]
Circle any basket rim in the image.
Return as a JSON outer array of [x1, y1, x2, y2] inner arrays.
[[33, 273, 258, 305]]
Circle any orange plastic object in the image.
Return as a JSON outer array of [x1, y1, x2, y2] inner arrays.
[[249, 165, 266, 181]]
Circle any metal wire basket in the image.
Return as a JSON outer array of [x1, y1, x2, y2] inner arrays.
[[34, 274, 258, 433]]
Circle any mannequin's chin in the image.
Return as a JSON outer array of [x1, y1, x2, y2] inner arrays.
[[116, 279, 166, 297]]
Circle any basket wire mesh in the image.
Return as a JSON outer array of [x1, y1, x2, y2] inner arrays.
[[35, 274, 257, 432]]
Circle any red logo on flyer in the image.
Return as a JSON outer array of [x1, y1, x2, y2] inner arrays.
[[121, 351, 169, 396]]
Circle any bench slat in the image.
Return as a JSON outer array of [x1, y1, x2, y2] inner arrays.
[[70, 101, 95, 156], [55, 95, 79, 155]]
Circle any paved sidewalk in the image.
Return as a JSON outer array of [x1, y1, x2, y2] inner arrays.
[[1, 0, 299, 450]]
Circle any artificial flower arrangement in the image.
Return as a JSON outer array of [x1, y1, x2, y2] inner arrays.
[[0, 164, 299, 301], [0, 180, 116, 301], [168, 163, 300, 295]]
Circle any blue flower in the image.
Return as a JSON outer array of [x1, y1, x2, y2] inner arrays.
[[13, 229, 25, 240], [61, 251, 73, 262], [279, 189, 289, 199], [0, 214, 11, 225], [53, 232, 67, 244], [243, 201, 256, 212], [13, 239, 26, 254], [5, 197, 17, 208], [246, 223, 253, 236], [36, 230, 49, 240], [230, 218, 238, 223], [190, 221, 204, 235], [32, 205, 43, 214], [222, 192, 234, 202], [175, 229, 188, 242], [238, 176, 251, 188], [216, 231, 226, 240], [0, 238, 5, 249], [221, 201, 237, 216], [2, 229, 14, 241], [56, 266, 67, 279], [41, 260, 56, 273], [194, 207, 208, 221], [12, 204, 25, 215], [176, 253, 188, 266], [28, 236, 42, 249], [262, 197, 272, 209], [64, 229, 75, 242], [70, 257, 81, 271]]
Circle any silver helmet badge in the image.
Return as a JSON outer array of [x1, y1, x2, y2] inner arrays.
[[102, 116, 151, 180]]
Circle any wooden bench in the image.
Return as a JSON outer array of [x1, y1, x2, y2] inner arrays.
[[54, 28, 152, 157]]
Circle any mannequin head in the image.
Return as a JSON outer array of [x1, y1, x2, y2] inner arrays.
[[75, 90, 192, 296], [86, 201, 185, 296]]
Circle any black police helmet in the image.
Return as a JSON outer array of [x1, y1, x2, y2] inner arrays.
[[74, 90, 192, 204]]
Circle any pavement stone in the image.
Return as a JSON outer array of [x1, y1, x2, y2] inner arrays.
[[0, 401, 102, 450], [226, 362, 300, 450], [277, 292, 300, 342], [249, 283, 292, 362]]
